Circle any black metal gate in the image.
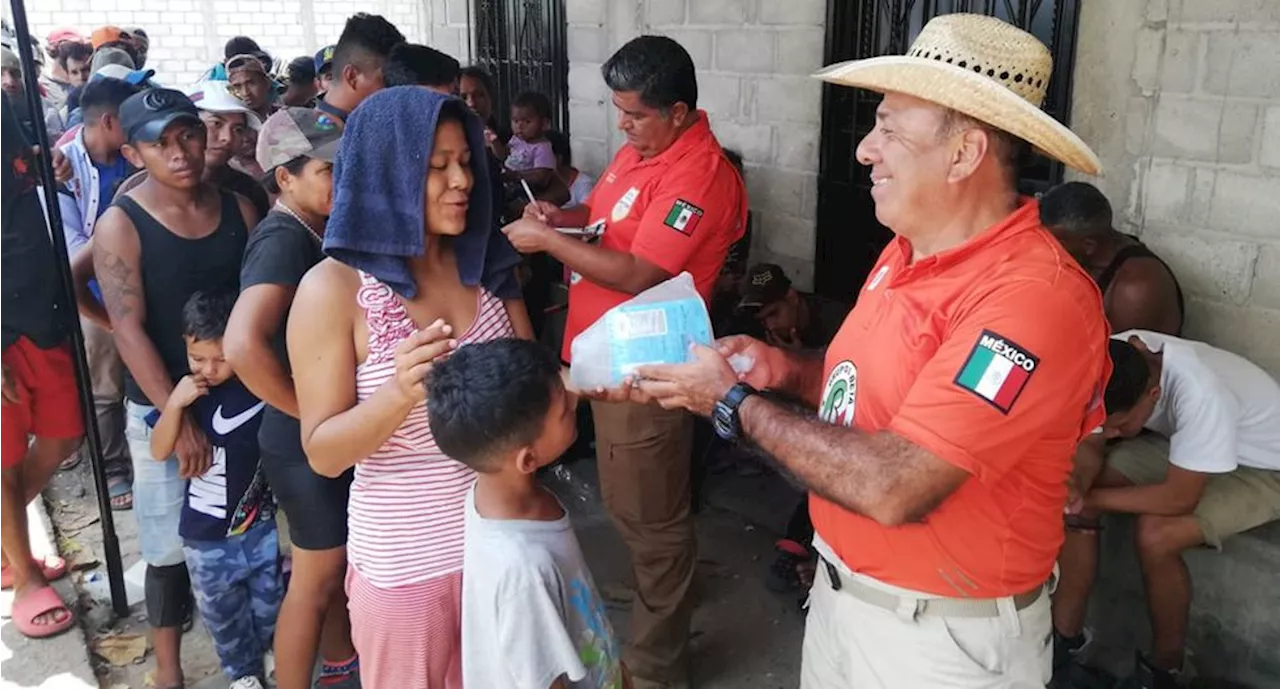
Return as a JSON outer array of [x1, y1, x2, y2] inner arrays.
[[814, 0, 1082, 302], [472, 0, 570, 132]]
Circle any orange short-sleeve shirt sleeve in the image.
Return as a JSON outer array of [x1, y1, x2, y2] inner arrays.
[[888, 280, 1111, 486], [630, 158, 745, 294]]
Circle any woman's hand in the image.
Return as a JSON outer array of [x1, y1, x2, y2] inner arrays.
[[392, 319, 457, 404]]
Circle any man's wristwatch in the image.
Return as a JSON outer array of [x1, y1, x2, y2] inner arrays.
[[713, 382, 758, 441]]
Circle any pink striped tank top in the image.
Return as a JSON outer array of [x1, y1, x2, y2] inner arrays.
[[348, 270, 514, 588]]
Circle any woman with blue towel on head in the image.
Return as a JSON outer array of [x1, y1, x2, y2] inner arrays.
[[286, 86, 530, 688]]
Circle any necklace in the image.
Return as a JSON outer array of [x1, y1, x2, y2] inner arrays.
[[275, 202, 322, 243]]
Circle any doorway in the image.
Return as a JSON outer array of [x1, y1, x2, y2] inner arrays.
[[814, 0, 1082, 302]]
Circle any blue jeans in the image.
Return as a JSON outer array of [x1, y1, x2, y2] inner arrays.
[[125, 400, 185, 567], [184, 520, 283, 680]]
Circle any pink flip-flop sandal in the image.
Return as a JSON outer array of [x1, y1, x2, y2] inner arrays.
[[1, 555, 68, 590], [11, 585, 75, 638]]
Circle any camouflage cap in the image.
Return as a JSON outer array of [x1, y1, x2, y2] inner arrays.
[[255, 106, 343, 174]]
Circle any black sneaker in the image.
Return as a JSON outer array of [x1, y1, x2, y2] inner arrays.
[[1053, 628, 1094, 672]]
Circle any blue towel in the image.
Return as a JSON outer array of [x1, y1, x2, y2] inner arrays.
[[324, 87, 521, 299]]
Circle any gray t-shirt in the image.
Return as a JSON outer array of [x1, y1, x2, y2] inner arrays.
[[461, 485, 624, 689]]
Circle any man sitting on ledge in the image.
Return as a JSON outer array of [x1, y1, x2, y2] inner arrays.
[[1054, 332, 1280, 688]]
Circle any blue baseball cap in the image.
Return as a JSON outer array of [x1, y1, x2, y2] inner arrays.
[[314, 44, 335, 74]]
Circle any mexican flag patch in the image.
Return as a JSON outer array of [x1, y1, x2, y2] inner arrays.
[[953, 330, 1039, 414], [663, 199, 703, 235]]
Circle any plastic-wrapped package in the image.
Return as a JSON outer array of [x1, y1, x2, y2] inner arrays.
[[569, 272, 713, 389]]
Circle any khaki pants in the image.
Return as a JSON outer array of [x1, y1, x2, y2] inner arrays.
[[801, 538, 1053, 689], [1107, 435, 1280, 548], [81, 317, 131, 476], [591, 400, 696, 685]]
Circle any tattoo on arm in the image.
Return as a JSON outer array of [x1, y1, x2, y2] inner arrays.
[[96, 248, 141, 321]]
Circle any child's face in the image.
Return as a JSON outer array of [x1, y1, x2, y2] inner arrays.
[[510, 106, 546, 141], [185, 336, 234, 387], [526, 381, 578, 470]]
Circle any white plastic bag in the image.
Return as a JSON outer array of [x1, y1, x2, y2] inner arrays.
[[569, 272, 713, 390]]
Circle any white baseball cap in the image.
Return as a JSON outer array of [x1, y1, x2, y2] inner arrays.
[[181, 81, 263, 130]]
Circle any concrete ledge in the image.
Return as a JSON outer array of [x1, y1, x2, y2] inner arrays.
[[1089, 517, 1280, 685]]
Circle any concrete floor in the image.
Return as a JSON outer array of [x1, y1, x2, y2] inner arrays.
[[5, 450, 811, 689], [9, 444, 1272, 688], [0, 499, 99, 689]]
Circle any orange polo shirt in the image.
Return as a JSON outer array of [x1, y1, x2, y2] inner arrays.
[[562, 112, 747, 362], [812, 199, 1111, 598]]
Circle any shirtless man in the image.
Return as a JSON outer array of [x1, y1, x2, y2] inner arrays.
[[1041, 181, 1185, 335]]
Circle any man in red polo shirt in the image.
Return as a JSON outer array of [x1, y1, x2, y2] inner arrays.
[[629, 14, 1110, 688], [503, 35, 746, 688]]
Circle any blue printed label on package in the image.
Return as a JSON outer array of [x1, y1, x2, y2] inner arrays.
[[606, 297, 712, 383]]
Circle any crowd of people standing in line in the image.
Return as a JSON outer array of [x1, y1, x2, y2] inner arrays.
[[2, 9, 1279, 689]]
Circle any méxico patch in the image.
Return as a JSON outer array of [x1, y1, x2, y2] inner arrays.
[[953, 330, 1039, 414], [663, 199, 703, 235]]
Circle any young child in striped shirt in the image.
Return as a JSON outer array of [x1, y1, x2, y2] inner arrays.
[[427, 338, 627, 689]]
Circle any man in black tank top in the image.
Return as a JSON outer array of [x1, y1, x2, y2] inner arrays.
[[92, 88, 258, 689], [1041, 181, 1185, 336]]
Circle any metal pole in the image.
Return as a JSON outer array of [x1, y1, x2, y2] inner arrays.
[[7, 0, 130, 618]]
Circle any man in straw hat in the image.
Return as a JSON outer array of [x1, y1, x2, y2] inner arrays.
[[626, 13, 1110, 687]]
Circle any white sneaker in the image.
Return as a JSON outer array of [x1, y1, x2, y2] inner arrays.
[[230, 677, 265, 689]]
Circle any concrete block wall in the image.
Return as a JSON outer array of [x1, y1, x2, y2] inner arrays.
[[564, 0, 826, 289], [12, 0, 425, 88], [1070, 0, 1280, 376]]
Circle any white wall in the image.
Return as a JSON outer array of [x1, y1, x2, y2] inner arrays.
[[12, 0, 427, 88], [1070, 0, 1280, 375]]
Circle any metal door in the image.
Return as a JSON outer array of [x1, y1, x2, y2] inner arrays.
[[473, 0, 570, 131]]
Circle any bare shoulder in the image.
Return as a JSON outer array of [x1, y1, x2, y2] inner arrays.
[[93, 203, 139, 251], [294, 258, 360, 314]]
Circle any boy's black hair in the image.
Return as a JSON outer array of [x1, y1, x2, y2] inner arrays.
[[286, 55, 316, 85], [602, 35, 697, 112], [79, 77, 140, 120], [511, 90, 552, 120], [54, 40, 92, 68], [427, 338, 564, 473], [1105, 338, 1152, 415], [181, 290, 237, 341], [383, 42, 460, 88], [1040, 181, 1113, 236], [332, 14, 405, 77], [546, 129, 570, 166]]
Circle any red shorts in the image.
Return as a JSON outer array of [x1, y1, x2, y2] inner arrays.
[[2, 337, 83, 469]]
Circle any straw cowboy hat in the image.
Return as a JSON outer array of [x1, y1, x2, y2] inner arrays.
[[814, 13, 1101, 175]]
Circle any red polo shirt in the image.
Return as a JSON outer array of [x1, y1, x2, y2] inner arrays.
[[812, 199, 1111, 598], [562, 112, 747, 361]]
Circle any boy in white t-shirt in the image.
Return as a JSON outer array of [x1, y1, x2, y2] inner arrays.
[[1053, 331, 1280, 688], [427, 338, 627, 689]]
